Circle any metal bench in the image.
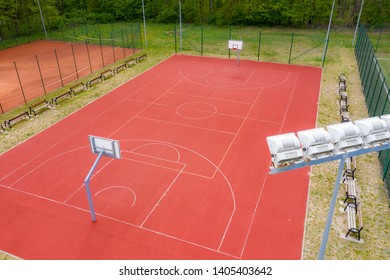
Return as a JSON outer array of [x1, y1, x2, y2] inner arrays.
[[125, 58, 136, 68], [86, 76, 102, 89], [114, 63, 127, 74], [100, 69, 113, 81], [344, 202, 363, 241], [339, 73, 347, 90], [52, 91, 72, 105], [70, 82, 85, 95], [4, 111, 31, 129], [136, 54, 147, 63], [29, 100, 53, 116], [343, 178, 357, 205]]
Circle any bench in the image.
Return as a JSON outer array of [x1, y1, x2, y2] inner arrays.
[[100, 69, 113, 81], [340, 104, 349, 113], [343, 166, 356, 180], [344, 202, 363, 241], [343, 178, 357, 205], [339, 73, 347, 89], [341, 115, 350, 123], [86, 76, 102, 89], [136, 54, 147, 63], [0, 123, 5, 133], [52, 91, 72, 105], [339, 91, 348, 106], [4, 111, 31, 129], [114, 63, 127, 74], [70, 82, 85, 95], [125, 58, 136, 68], [29, 100, 53, 116]]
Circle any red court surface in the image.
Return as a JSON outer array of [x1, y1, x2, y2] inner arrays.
[[0, 55, 322, 259]]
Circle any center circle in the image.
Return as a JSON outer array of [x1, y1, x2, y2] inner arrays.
[[176, 102, 217, 120]]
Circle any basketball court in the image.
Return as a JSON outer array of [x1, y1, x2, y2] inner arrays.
[[0, 54, 321, 259]]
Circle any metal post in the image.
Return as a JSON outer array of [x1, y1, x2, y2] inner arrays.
[[36, 0, 47, 39], [322, 0, 335, 67], [142, 0, 147, 48], [14, 61, 27, 104], [257, 30, 262, 61], [54, 49, 64, 86], [71, 45, 79, 79], [288, 32, 294, 64], [84, 150, 105, 222], [85, 39, 93, 74], [179, 0, 182, 52], [35, 55, 46, 95], [352, 0, 364, 46], [318, 156, 346, 259]]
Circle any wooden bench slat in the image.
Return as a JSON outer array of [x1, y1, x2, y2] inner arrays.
[[29, 100, 53, 116], [136, 54, 147, 63], [100, 69, 113, 80], [125, 58, 136, 67], [86, 76, 102, 89], [4, 111, 31, 129], [344, 203, 363, 241], [52, 91, 72, 105], [70, 83, 85, 94], [114, 64, 127, 74]]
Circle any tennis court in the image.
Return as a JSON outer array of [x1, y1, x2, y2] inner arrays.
[[0, 55, 321, 259]]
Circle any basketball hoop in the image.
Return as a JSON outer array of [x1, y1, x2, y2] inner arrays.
[[228, 40, 243, 66]]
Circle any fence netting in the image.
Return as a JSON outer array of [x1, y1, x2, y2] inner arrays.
[[174, 25, 325, 65], [355, 25, 390, 199], [0, 23, 142, 113]]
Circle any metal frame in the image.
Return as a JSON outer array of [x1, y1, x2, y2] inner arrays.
[[84, 136, 121, 222], [270, 142, 390, 259]]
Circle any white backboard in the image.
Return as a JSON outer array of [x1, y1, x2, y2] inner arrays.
[[228, 40, 243, 50], [89, 135, 121, 159]]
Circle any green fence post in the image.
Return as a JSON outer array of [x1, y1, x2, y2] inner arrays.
[[121, 29, 126, 58], [174, 26, 177, 53], [368, 69, 382, 112], [381, 89, 390, 115], [201, 26, 204, 56], [373, 79, 386, 116], [228, 27, 232, 58], [288, 32, 294, 64], [257, 30, 262, 61]]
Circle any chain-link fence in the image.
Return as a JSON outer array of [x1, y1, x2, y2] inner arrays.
[[0, 23, 142, 114], [173, 25, 326, 66], [355, 25, 390, 198]]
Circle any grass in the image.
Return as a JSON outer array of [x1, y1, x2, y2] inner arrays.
[[0, 23, 389, 260]]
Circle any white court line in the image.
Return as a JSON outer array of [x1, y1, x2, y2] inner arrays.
[[137, 116, 237, 135], [238, 72, 301, 258], [119, 138, 237, 253], [95, 186, 136, 207], [140, 164, 186, 227], [130, 142, 181, 163], [2, 179, 240, 259], [63, 157, 114, 204], [5, 146, 88, 188]]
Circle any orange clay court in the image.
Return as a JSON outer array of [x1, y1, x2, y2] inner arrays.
[[0, 55, 321, 259]]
